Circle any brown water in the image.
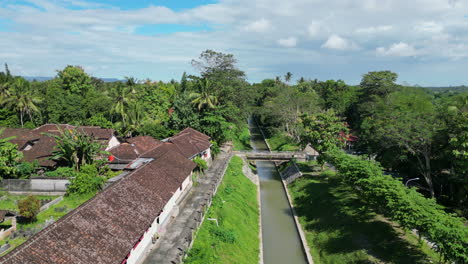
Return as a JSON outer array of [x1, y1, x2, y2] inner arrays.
[[249, 120, 308, 264]]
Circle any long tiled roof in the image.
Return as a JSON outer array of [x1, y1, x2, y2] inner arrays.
[[0, 147, 196, 264]]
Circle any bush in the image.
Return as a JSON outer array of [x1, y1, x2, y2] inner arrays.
[[16, 161, 38, 178], [210, 227, 237, 244], [45, 167, 78, 178], [320, 169, 336, 178], [18, 195, 41, 220], [193, 157, 208, 172], [66, 165, 105, 195]]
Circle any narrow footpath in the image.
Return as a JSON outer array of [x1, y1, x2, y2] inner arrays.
[[143, 147, 233, 264]]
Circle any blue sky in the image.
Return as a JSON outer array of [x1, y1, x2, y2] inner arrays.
[[0, 0, 468, 85]]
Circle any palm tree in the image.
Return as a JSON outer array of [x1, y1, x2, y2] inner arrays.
[[110, 84, 132, 127], [0, 64, 13, 103], [189, 78, 218, 111], [4, 77, 41, 127], [123, 102, 144, 137], [47, 127, 103, 171], [284, 72, 293, 83]]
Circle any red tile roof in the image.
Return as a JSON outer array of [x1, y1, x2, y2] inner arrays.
[[1, 149, 196, 264], [167, 128, 211, 159], [127, 136, 162, 154], [0, 125, 116, 167]]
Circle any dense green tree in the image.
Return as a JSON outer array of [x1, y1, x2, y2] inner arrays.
[[360, 88, 439, 197], [56, 65, 93, 95], [301, 109, 348, 154]]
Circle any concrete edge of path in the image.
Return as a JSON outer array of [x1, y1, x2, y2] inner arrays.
[[281, 178, 315, 264]]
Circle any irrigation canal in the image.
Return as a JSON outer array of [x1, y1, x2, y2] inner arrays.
[[248, 119, 308, 264]]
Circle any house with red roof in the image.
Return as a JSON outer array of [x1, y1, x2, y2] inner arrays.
[[0, 127, 212, 264]]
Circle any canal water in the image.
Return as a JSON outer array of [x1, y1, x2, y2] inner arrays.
[[248, 120, 308, 264]]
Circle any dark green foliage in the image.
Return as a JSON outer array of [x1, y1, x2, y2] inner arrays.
[[325, 150, 468, 263], [0, 129, 22, 179], [289, 175, 439, 263], [193, 157, 208, 172], [44, 167, 78, 178], [17, 195, 41, 220], [209, 227, 237, 244], [66, 164, 105, 195], [46, 127, 104, 170], [15, 161, 38, 178]]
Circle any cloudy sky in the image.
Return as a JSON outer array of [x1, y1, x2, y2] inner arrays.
[[1, 0, 467, 85]]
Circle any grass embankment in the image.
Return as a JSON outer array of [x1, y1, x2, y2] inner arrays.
[[232, 126, 252, 151], [265, 132, 300, 151], [288, 165, 440, 263], [185, 156, 259, 264], [0, 192, 95, 256]]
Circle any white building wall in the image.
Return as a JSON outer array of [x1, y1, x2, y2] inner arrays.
[[125, 174, 192, 264], [202, 148, 211, 161], [105, 136, 120, 151]]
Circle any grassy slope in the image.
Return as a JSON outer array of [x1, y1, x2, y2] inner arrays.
[[185, 156, 259, 264], [232, 126, 252, 151], [265, 133, 300, 151], [288, 174, 440, 264]]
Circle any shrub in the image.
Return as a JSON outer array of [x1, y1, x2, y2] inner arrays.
[[66, 165, 105, 195], [320, 169, 336, 178], [18, 195, 41, 220], [193, 157, 208, 172], [16, 161, 38, 178], [45, 167, 78, 178], [210, 227, 237, 244]]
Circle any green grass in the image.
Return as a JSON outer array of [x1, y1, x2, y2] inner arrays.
[[288, 173, 440, 264], [0, 192, 95, 256], [185, 156, 260, 264], [265, 132, 300, 151], [0, 194, 59, 211], [232, 126, 252, 151]]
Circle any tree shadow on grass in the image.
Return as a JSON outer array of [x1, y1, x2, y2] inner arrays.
[[292, 176, 432, 264]]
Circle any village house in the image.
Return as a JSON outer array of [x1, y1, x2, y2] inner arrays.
[[0, 128, 212, 264], [0, 124, 120, 168]]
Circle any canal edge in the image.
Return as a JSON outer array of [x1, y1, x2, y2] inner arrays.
[[280, 178, 315, 264], [237, 153, 264, 264], [253, 119, 313, 264]]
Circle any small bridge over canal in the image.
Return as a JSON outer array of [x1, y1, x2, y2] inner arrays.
[[233, 150, 308, 161]]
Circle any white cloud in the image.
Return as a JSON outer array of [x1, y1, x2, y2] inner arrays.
[[321, 34, 358, 50], [1, 0, 468, 85], [244, 18, 272, 32], [307, 21, 323, 37], [415, 21, 443, 33], [376, 42, 418, 57], [277, 37, 297, 47], [356, 25, 393, 34]]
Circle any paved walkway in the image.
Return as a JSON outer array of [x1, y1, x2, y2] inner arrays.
[[143, 148, 233, 264]]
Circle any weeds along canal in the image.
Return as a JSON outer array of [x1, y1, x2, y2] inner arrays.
[[248, 119, 308, 264]]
